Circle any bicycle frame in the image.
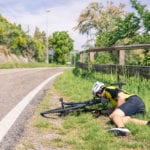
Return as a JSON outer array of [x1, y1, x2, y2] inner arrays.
[[40, 97, 108, 117]]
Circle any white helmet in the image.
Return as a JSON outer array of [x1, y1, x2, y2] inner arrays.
[[92, 81, 105, 96]]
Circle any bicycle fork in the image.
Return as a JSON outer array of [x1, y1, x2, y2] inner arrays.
[[59, 98, 64, 109]]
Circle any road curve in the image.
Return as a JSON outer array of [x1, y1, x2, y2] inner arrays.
[[0, 67, 68, 149]]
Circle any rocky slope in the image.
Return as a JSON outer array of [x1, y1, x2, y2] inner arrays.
[[0, 45, 29, 63]]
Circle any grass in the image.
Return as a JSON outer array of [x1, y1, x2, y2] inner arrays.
[[15, 68, 150, 150], [0, 62, 70, 69], [52, 68, 150, 150]]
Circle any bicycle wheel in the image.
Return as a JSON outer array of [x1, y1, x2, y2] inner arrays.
[[40, 103, 86, 117]]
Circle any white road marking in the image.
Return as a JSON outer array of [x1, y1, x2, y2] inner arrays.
[[0, 72, 63, 142]]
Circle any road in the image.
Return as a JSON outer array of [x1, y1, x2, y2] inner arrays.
[[0, 67, 67, 150]]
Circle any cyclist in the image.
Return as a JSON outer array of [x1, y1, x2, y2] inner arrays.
[[92, 81, 150, 136]]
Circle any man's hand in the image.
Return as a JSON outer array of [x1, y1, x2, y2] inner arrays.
[[101, 97, 109, 106]]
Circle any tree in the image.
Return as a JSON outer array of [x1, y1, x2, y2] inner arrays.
[[0, 14, 11, 45], [33, 27, 46, 43], [108, 13, 140, 46], [31, 39, 46, 62], [74, 1, 126, 37], [130, 0, 150, 65], [74, 1, 128, 64], [130, 0, 150, 33], [0, 14, 47, 62], [49, 31, 74, 64]]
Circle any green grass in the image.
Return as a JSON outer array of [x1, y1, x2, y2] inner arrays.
[[52, 68, 150, 150], [55, 68, 149, 100], [0, 62, 69, 69]]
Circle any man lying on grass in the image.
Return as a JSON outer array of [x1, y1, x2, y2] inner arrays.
[[92, 81, 150, 136]]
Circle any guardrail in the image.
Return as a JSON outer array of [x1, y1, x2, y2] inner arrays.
[[79, 44, 150, 65], [77, 44, 150, 79], [80, 44, 150, 53]]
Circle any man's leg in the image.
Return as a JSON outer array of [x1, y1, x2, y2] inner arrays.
[[109, 108, 148, 126], [108, 108, 149, 136], [108, 108, 130, 136], [109, 108, 128, 127], [127, 118, 147, 125]]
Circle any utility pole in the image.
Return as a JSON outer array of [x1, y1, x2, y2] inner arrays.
[[46, 9, 50, 63]]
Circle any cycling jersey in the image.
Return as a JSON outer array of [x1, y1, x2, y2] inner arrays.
[[104, 86, 133, 108]]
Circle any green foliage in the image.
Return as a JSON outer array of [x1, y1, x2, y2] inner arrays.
[[132, 34, 150, 44], [94, 52, 117, 64], [143, 11, 150, 32], [9, 36, 27, 55], [50, 31, 74, 64], [0, 13, 48, 62], [142, 49, 150, 66], [75, 0, 149, 66], [130, 0, 150, 33], [0, 14, 50, 62], [95, 31, 111, 47], [31, 39, 46, 62], [95, 11, 149, 65], [96, 13, 140, 47], [72, 67, 83, 77], [125, 50, 142, 65], [34, 27, 46, 43], [125, 34, 150, 65], [111, 13, 140, 44], [0, 15, 12, 44]]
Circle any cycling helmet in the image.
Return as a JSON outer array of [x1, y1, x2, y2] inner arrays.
[[92, 81, 105, 96]]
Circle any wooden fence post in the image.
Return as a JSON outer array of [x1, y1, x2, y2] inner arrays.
[[119, 50, 125, 65], [80, 52, 86, 63], [89, 52, 94, 62]]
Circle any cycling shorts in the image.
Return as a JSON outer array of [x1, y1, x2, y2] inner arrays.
[[117, 95, 145, 116]]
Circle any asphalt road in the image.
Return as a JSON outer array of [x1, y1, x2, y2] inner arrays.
[[0, 67, 67, 150]]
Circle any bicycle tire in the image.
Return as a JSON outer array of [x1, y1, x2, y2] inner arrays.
[[40, 103, 86, 117]]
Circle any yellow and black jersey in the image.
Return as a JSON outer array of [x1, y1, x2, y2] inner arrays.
[[104, 86, 133, 107]]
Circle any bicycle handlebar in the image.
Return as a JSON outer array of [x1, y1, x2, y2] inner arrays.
[[110, 82, 126, 89]]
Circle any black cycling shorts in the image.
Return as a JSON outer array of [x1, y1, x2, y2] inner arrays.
[[117, 95, 145, 116]]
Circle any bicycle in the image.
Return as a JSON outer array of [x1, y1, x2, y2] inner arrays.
[[40, 82, 126, 118], [40, 97, 108, 117]]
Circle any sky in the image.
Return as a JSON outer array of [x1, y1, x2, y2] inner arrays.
[[0, 0, 150, 51]]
